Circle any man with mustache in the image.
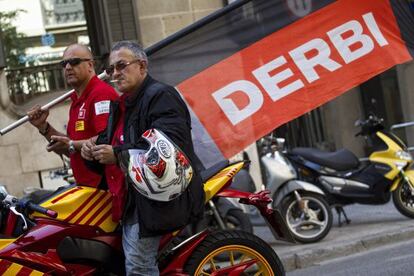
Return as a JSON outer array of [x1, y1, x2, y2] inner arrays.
[[81, 40, 204, 275], [28, 44, 119, 188]]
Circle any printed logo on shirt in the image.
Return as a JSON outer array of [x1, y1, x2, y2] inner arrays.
[[75, 120, 85, 131], [94, 100, 110, 115], [78, 103, 86, 119]]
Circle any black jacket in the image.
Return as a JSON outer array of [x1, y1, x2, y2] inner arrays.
[[91, 75, 204, 237]]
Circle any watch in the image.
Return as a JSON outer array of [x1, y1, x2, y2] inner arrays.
[[68, 140, 76, 155]]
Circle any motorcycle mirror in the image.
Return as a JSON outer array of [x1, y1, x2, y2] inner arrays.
[[354, 119, 362, 127], [276, 138, 286, 149], [0, 185, 8, 197]]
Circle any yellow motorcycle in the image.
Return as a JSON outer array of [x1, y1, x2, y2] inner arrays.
[[0, 160, 292, 275], [287, 115, 414, 225]]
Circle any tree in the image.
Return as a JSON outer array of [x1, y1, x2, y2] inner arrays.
[[0, 10, 27, 68]]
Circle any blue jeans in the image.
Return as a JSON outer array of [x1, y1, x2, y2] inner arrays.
[[122, 222, 162, 276]]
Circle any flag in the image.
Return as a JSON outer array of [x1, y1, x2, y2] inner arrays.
[[148, 0, 414, 168]]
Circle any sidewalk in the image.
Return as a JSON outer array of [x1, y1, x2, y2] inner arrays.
[[254, 216, 414, 272]]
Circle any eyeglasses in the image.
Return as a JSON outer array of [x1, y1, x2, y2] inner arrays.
[[59, 58, 91, 68], [106, 59, 142, 76]]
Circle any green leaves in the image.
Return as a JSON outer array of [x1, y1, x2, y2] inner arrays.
[[0, 9, 27, 68]]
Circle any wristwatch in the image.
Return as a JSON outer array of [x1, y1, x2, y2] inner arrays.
[[68, 140, 76, 155]]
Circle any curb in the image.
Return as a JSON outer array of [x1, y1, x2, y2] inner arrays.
[[277, 225, 414, 272]]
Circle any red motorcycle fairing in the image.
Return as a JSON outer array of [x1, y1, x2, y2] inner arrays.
[[0, 258, 47, 275], [160, 230, 209, 275], [0, 218, 122, 274], [216, 189, 295, 243]]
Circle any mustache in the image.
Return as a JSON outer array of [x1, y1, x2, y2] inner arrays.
[[110, 78, 124, 83]]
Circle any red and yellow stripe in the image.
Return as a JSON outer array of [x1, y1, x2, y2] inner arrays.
[[0, 259, 44, 275], [33, 187, 118, 233]]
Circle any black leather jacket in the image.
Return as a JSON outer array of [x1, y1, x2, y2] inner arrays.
[[92, 75, 204, 237]]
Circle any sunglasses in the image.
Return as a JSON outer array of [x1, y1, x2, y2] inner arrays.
[[59, 58, 91, 68], [106, 59, 141, 76]]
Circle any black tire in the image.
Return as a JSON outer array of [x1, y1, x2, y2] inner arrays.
[[194, 209, 254, 262], [225, 209, 254, 233], [392, 181, 414, 218], [279, 192, 332, 243], [195, 209, 253, 234], [184, 230, 285, 275]]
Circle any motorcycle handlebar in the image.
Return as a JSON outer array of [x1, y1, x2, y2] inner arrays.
[[27, 202, 58, 218]]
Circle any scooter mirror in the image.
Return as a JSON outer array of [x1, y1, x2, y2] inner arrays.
[[0, 185, 8, 197], [276, 138, 286, 149]]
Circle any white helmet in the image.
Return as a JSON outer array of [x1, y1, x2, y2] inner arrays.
[[127, 129, 193, 202]]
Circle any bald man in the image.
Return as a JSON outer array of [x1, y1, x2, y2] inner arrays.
[[28, 44, 119, 188]]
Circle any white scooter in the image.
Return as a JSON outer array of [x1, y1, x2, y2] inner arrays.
[[260, 136, 333, 243]]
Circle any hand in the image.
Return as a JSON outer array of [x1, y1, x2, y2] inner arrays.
[[81, 138, 96, 161], [27, 105, 49, 130], [48, 135, 70, 152], [92, 144, 117, 164]]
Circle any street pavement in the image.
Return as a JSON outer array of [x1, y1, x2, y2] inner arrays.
[[253, 201, 414, 272], [288, 239, 414, 276]]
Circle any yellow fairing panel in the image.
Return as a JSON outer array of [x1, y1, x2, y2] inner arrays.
[[33, 186, 118, 233], [203, 162, 244, 202], [370, 132, 405, 180], [0, 259, 44, 275], [0, 239, 15, 251]]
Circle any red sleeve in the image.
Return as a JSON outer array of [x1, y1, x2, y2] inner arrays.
[[89, 84, 119, 133]]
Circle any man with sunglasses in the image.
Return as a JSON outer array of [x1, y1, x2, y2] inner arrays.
[[81, 41, 204, 275], [28, 44, 119, 188]]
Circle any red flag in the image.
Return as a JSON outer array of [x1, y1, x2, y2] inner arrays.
[[176, 0, 413, 160]]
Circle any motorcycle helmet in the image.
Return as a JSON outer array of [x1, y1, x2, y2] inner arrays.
[[127, 129, 193, 202]]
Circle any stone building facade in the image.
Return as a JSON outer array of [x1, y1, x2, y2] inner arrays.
[[0, 0, 413, 195]]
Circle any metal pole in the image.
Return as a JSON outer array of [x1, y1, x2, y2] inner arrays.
[[390, 121, 414, 131], [0, 71, 108, 136]]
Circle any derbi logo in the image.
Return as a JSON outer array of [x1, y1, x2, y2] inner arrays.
[[178, 0, 412, 158], [212, 12, 387, 125]]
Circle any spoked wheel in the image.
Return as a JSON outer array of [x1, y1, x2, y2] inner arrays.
[[392, 180, 414, 218], [281, 193, 332, 243], [185, 230, 285, 275]]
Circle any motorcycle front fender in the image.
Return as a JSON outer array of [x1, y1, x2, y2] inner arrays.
[[390, 169, 414, 192], [274, 180, 325, 207]]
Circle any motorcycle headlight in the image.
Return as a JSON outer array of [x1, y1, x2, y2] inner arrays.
[[396, 150, 412, 161]]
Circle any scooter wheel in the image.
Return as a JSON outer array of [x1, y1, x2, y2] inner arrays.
[[280, 192, 332, 243], [392, 181, 414, 218], [184, 230, 285, 275]]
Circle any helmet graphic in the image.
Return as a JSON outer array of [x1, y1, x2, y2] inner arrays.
[[128, 129, 193, 202]]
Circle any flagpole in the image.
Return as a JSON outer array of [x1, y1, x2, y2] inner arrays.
[[0, 71, 108, 136]]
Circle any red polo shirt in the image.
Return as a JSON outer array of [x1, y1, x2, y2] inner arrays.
[[67, 76, 119, 187]]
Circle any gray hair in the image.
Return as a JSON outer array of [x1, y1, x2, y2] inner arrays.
[[111, 40, 148, 64]]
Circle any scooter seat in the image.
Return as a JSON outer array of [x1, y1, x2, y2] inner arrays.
[[291, 147, 359, 171]]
